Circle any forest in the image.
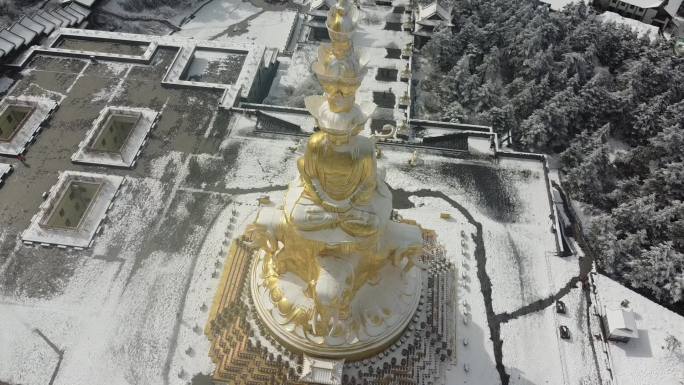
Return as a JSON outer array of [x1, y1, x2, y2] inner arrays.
[[416, 0, 683, 307]]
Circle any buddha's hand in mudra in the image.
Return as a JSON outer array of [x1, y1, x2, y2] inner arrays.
[[339, 208, 379, 230], [303, 207, 339, 228]]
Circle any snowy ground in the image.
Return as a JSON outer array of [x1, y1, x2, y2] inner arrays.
[[174, 0, 261, 38], [96, 0, 299, 48], [99, 0, 199, 27], [227, 11, 298, 50], [0, 163, 229, 385], [381, 150, 607, 385], [596, 275, 684, 385], [357, 46, 410, 121], [500, 284, 605, 385], [174, 0, 298, 50], [397, 196, 500, 385]]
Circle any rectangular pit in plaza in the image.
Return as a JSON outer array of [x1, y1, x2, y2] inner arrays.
[[89, 111, 139, 153], [72, 106, 158, 168], [41, 181, 102, 230], [0, 96, 58, 156], [0, 105, 35, 142], [54, 36, 150, 56], [22, 171, 124, 248], [181, 48, 248, 85]]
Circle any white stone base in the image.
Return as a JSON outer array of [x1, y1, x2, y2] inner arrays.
[[250, 250, 423, 360]]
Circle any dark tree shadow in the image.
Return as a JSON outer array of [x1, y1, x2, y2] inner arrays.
[[191, 372, 214, 385]]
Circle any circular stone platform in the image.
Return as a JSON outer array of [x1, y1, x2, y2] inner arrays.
[[249, 250, 423, 361]]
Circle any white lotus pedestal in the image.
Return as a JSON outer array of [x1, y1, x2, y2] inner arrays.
[[249, 248, 422, 360]]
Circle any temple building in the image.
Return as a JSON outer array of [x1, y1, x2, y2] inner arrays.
[[0, 1, 93, 62], [412, 1, 453, 48], [604, 307, 640, 342], [593, 0, 683, 28]]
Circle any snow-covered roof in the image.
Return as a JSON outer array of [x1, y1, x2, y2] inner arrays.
[[69, 2, 91, 17], [19, 16, 45, 35], [0, 30, 25, 47], [0, 37, 16, 55], [619, 0, 664, 8], [605, 307, 639, 339], [73, 0, 96, 7], [38, 11, 65, 28], [599, 11, 660, 40], [9, 23, 37, 44], [54, 8, 78, 25], [31, 14, 56, 34], [46, 9, 71, 26], [416, 2, 451, 22], [62, 5, 86, 24]]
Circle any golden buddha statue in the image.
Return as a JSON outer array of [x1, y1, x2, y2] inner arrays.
[[245, 0, 425, 360]]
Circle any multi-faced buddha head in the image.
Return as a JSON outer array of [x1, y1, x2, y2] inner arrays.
[[312, 52, 362, 113], [310, 0, 365, 114]]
